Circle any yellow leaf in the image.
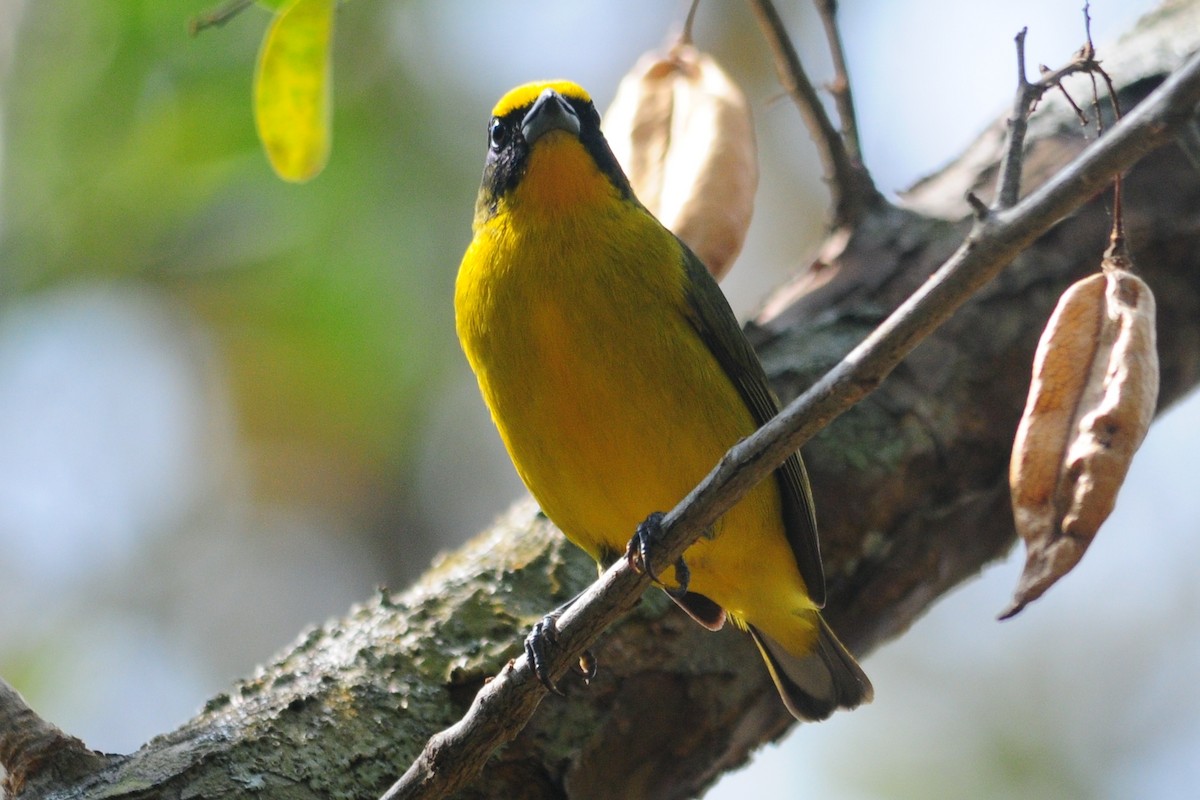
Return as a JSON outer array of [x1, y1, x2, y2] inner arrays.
[[254, 0, 335, 182]]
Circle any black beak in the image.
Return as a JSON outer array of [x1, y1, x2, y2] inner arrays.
[[521, 89, 581, 144]]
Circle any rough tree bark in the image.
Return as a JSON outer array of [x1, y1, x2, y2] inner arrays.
[[5, 3, 1200, 799]]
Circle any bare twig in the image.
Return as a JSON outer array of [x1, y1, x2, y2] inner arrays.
[[1096, 66, 1124, 122], [745, 0, 882, 226], [994, 21, 1124, 210], [813, 0, 865, 165], [966, 191, 991, 220], [381, 47, 1200, 800], [189, 0, 254, 36], [680, 0, 701, 44], [1078, 5, 1129, 259], [1046, 68, 1090, 127], [995, 28, 1035, 209]]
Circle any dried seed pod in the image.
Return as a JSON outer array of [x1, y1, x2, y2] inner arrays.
[[1002, 259, 1159, 619], [604, 44, 758, 281]]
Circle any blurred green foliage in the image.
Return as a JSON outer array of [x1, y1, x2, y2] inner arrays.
[[1, 0, 479, 534]]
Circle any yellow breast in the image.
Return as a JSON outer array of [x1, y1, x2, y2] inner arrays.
[[463, 208, 782, 599]]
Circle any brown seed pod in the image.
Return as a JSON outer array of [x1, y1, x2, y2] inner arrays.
[[1002, 258, 1159, 619], [603, 44, 758, 282]]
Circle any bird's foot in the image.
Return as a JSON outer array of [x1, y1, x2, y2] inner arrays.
[[524, 599, 598, 694], [625, 511, 690, 596]]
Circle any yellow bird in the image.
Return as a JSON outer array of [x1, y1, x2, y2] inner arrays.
[[455, 80, 872, 721]]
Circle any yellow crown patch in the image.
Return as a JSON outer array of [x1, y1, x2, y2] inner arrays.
[[491, 80, 591, 118]]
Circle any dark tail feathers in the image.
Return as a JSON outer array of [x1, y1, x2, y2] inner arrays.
[[749, 616, 873, 722]]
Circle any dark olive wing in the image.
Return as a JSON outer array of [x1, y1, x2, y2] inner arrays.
[[678, 242, 826, 607]]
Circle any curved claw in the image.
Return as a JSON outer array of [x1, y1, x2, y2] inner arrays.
[[664, 557, 691, 599], [624, 512, 664, 577], [625, 511, 690, 596], [524, 603, 601, 694], [524, 614, 565, 696]]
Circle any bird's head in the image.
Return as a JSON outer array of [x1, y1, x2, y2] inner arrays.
[[474, 80, 633, 225]]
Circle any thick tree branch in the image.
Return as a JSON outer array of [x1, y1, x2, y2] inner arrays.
[[0, 679, 111, 798]]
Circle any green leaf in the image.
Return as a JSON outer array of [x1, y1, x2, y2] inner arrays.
[[254, 0, 334, 182]]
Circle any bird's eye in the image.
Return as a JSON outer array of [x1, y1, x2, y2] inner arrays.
[[489, 118, 509, 149]]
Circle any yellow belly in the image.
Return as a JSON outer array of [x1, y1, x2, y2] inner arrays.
[[456, 206, 816, 647]]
